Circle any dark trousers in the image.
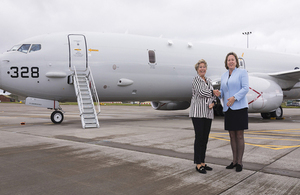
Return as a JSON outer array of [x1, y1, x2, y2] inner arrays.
[[192, 117, 212, 164]]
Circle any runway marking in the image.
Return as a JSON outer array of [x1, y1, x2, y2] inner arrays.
[[210, 128, 300, 150]]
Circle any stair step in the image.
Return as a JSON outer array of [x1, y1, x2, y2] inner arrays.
[[81, 95, 91, 99], [82, 102, 93, 105], [83, 112, 94, 116], [82, 114, 96, 118], [84, 118, 97, 123], [83, 107, 93, 110], [83, 109, 94, 113], [82, 99, 92, 104], [85, 123, 98, 128], [83, 104, 93, 108], [81, 91, 89, 95]]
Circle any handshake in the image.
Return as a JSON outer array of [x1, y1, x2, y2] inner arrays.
[[213, 89, 221, 97]]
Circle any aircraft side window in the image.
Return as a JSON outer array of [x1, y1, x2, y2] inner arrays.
[[29, 44, 41, 53], [148, 50, 156, 63], [17, 44, 31, 53]]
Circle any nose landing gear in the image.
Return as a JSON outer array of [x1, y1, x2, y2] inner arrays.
[[25, 97, 65, 124], [51, 110, 64, 124]]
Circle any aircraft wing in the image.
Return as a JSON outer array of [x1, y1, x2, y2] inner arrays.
[[268, 69, 300, 90], [212, 69, 300, 91], [269, 69, 300, 81]]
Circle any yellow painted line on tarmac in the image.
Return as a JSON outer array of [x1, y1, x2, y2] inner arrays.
[[209, 135, 230, 142], [245, 129, 300, 137], [210, 135, 300, 142], [245, 132, 300, 137], [210, 128, 300, 150], [249, 129, 300, 132], [245, 136, 300, 142]]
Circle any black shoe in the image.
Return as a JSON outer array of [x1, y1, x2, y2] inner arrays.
[[236, 164, 243, 172], [226, 162, 237, 169], [196, 166, 207, 174], [204, 164, 213, 171]]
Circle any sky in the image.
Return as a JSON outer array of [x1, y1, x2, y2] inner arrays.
[[0, 0, 300, 55]]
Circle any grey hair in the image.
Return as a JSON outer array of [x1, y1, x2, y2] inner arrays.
[[194, 59, 207, 71]]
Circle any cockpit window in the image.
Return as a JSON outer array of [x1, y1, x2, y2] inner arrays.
[[8, 44, 41, 53], [29, 44, 41, 52], [9, 45, 21, 52], [17, 44, 31, 53]]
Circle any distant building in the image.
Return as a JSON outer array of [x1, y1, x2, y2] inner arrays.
[[0, 95, 15, 102]]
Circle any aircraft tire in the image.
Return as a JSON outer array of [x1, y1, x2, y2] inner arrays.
[[51, 111, 64, 124], [261, 112, 271, 119], [270, 106, 283, 118]]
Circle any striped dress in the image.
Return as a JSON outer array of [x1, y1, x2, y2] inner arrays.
[[189, 75, 216, 119]]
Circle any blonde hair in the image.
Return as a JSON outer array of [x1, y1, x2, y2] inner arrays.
[[224, 52, 239, 69], [194, 59, 207, 71]]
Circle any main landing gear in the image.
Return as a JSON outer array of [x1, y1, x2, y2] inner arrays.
[[261, 106, 283, 119]]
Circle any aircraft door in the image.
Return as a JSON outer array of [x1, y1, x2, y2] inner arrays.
[[68, 34, 87, 71], [238, 57, 245, 69]]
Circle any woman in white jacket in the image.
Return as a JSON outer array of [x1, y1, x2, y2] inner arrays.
[[189, 59, 219, 174]]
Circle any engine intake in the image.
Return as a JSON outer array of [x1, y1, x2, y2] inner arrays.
[[247, 76, 283, 113]]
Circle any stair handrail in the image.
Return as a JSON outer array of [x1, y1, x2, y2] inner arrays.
[[73, 66, 84, 116], [87, 66, 101, 115]]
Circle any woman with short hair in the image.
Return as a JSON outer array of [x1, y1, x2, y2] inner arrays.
[[189, 59, 219, 174]]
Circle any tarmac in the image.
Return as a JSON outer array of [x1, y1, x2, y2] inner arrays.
[[0, 103, 299, 195]]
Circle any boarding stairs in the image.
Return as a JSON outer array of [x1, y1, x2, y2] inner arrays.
[[73, 67, 100, 128]]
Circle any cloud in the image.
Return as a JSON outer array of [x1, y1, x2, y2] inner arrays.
[[0, 0, 300, 54]]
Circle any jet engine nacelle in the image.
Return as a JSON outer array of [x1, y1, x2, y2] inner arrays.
[[247, 76, 283, 113], [151, 101, 190, 110]]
